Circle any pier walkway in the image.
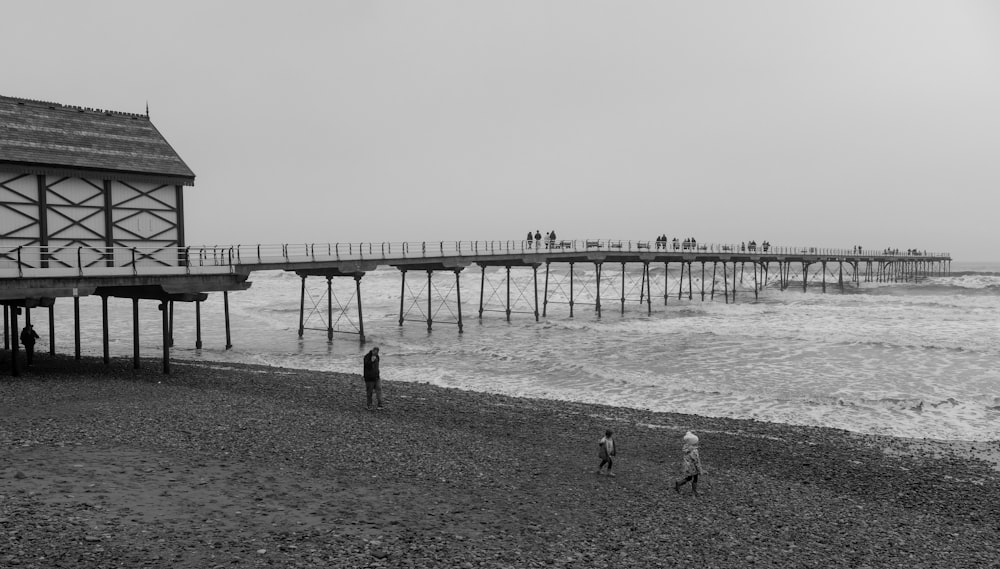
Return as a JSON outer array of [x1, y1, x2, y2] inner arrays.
[[1, 239, 951, 375]]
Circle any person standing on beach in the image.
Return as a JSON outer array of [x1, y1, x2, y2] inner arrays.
[[674, 431, 703, 496], [596, 429, 616, 476], [362, 347, 383, 411], [20, 324, 39, 367]]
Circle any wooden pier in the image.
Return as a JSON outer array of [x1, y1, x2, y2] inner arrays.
[[1, 240, 950, 375]]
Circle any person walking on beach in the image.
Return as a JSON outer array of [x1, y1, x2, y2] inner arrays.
[[674, 431, 703, 496], [20, 324, 39, 367], [596, 429, 616, 476], [362, 347, 383, 411]]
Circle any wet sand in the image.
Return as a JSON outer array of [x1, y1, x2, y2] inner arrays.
[[1, 355, 999, 568]]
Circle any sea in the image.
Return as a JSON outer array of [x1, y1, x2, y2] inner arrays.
[[26, 259, 1000, 442]]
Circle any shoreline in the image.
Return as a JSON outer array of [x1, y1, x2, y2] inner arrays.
[[2, 355, 1000, 567]]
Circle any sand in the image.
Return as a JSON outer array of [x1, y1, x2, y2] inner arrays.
[[2, 355, 999, 568]]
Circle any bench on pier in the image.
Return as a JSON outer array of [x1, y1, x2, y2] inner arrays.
[[636, 241, 651, 249], [608, 241, 623, 249], [586, 240, 602, 248]]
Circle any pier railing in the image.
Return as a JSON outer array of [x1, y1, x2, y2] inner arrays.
[[0, 241, 951, 278]]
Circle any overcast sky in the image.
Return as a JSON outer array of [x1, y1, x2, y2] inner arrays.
[[6, 1, 1000, 260]]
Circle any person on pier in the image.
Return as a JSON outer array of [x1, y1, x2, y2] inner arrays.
[[534, 230, 541, 249], [362, 347, 383, 411]]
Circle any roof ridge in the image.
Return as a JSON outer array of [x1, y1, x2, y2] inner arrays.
[[0, 94, 148, 119]]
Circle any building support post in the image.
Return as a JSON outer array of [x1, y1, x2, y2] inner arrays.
[[101, 295, 110, 365], [48, 304, 55, 355], [160, 301, 170, 375], [9, 306, 20, 377], [73, 296, 81, 360], [132, 298, 140, 370]]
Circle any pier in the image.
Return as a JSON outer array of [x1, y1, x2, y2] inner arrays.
[[1, 240, 950, 375]]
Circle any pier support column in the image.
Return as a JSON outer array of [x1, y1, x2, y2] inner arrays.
[[3, 305, 8, 350], [478, 266, 486, 319], [454, 269, 463, 333], [722, 262, 729, 304], [169, 301, 175, 347], [802, 263, 809, 292], [663, 262, 669, 305], [355, 275, 366, 343], [621, 262, 627, 315], [132, 298, 140, 370], [711, 262, 717, 300], [543, 262, 550, 318], [701, 262, 706, 301], [298, 276, 306, 337], [533, 265, 539, 322], [505, 266, 511, 322], [678, 262, 684, 301], [426, 270, 433, 331], [399, 270, 407, 326], [595, 262, 602, 318], [688, 262, 694, 300], [224, 291, 233, 349], [327, 276, 334, 340], [569, 262, 575, 318], [645, 262, 652, 315], [195, 300, 203, 349], [839, 262, 844, 292], [822, 261, 827, 293], [731, 262, 737, 303]]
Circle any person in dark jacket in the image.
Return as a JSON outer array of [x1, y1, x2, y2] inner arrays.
[[20, 324, 39, 367], [363, 347, 383, 410]]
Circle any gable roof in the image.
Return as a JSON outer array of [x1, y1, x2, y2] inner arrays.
[[0, 95, 195, 186]]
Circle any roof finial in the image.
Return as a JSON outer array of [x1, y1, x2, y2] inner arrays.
[[145, 101, 149, 118]]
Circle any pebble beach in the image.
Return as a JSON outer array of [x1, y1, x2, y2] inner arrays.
[[2, 355, 999, 568]]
